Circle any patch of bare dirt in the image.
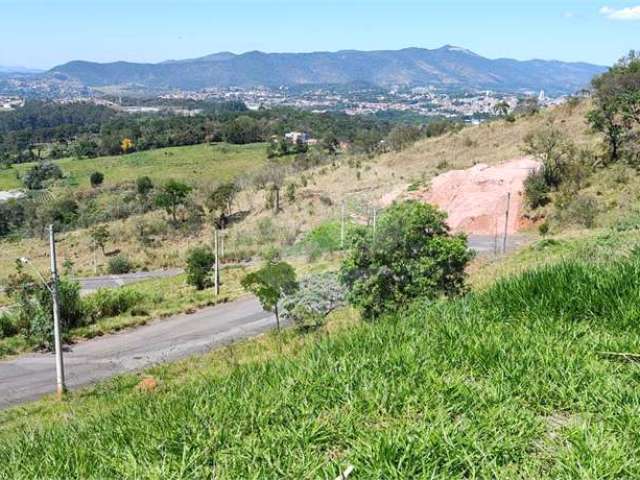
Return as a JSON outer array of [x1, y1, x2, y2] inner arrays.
[[384, 157, 541, 235]]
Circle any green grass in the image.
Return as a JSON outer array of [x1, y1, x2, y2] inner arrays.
[[3, 253, 640, 477], [0, 143, 267, 191], [471, 228, 640, 289]]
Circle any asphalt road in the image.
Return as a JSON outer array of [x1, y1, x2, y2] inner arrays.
[[0, 296, 274, 409], [0, 236, 532, 409], [467, 234, 531, 253], [77, 268, 184, 294]]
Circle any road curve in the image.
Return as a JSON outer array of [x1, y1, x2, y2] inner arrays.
[[0, 296, 274, 409]]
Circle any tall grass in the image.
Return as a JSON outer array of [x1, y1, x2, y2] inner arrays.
[[2, 259, 640, 478]]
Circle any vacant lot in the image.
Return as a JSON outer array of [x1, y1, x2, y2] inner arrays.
[[2, 242, 640, 478], [0, 142, 267, 191]]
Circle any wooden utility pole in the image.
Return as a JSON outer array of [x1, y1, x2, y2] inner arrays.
[[214, 228, 220, 296], [502, 192, 511, 254], [49, 224, 66, 398]]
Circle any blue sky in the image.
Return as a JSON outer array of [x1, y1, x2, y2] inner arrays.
[[0, 0, 638, 69]]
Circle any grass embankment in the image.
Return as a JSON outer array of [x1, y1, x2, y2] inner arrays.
[[2, 251, 640, 477], [0, 142, 267, 191]]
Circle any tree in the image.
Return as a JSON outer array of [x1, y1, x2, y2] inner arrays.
[[322, 134, 340, 156], [23, 162, 63, 190], [285, 182, 296, 202], [206, 182, 240, 228], [89, 171, 104, 188], [222, 116, 261, 144], [340, 201, 473, 320], [280, 272, 346, 329], [386, 124, 422, 152], [89, 224, 110, 255], [241, 261, 298, 330], [589, 51, 640, 163], [136, 176, 154, 197], [522, 125, 575, 189], [523, 169, 550, 209], [121, 137, 134, 154], [155, 180, 192, 223], [514, 96, 540, 116], [256, 165, 285, 213], [186, 246, 215, 290], [493, 100, 510, 117]]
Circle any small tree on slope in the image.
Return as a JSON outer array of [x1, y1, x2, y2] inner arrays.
[[340, 200, 473, 320]]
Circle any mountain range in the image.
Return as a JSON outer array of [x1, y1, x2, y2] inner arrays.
[[37, 46, 608, 94]]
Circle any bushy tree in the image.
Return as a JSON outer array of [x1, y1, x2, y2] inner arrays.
[[222, 116, 261, 144], [523, 169, 550, 209], [241, 261, 298, 329], [107, 255, 132, 274], [23, 162, 63, 190], [185, 246, 215, 290], [136, 176, 154, 196], [89, 171, 104, 187], [523, 125, 575, 188], [89, 224, 110, 254], [206, 182, 240, 228], [340, 201, 473, 319], [5, 264, 82, 348], [386, 124, 423, 152], [155, 179, 192, 223], [280, 272, 346, 329], [589, 51, 640, 164]]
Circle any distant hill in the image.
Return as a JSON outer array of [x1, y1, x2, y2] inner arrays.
[[0, 66, 43, 74], [48, 46, 606, 95]]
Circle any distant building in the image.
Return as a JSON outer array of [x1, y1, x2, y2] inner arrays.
[[284, 131, 310, 144]]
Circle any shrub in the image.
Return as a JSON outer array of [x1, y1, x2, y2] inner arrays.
[[538, 222, 550, 237], [83, 288, 145, 322], [567, 195, 599, 228], [0, 311, 18, 338], [136, 176, 154, 196], [108, 255, 132, 274], [186, 246, 215, 290], [23, 162, 63, 190], [280, 272, 347, 329], [89, 171, 104, 187], [340, 201, 473, 320], [524, 169, 550, 209], [5, 274, 82, 348]]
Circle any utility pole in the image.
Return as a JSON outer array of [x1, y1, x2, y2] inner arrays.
[[372, 208, 378, 241], [92, 239, 97, 274], [493, 215, 498, 256], [213, 228, 220, 296], [340, 201, 345, 249], [49, 224, 66, 398], [502, 192, 511, 254]]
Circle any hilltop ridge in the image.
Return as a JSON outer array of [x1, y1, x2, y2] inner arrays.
[[46, 46, 605, 94]]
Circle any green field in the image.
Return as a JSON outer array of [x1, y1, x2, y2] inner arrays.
[[3, 237, 640, 477], [0, 143, 267, 191]]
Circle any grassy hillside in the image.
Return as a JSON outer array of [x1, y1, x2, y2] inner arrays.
[[2, 249, 640, 477], [0, 142, 267, 191]]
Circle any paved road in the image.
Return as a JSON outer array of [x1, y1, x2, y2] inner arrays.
[[467, 234, 531, 254], [77, 268, 184, 294], [0, 296, 274, 409]]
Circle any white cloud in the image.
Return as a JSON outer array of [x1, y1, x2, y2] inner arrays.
[[600, 5, 640, 20]]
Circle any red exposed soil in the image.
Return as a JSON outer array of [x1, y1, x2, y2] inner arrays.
[[386, 157, 541, 235]]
